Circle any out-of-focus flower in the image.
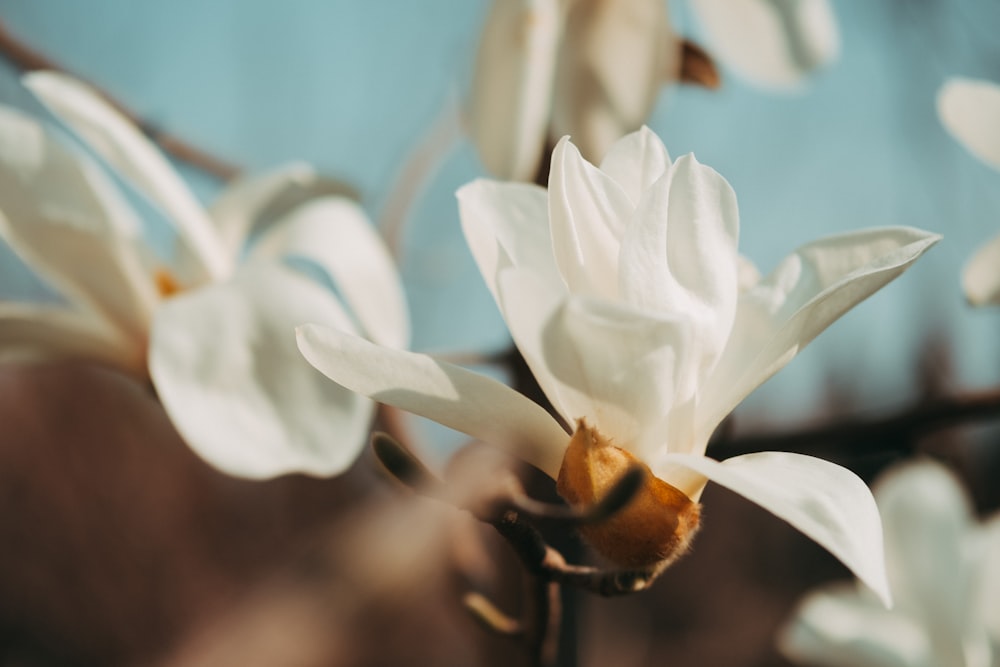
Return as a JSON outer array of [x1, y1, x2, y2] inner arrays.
[[468, 0, 718, 182], [0, 71, 408, 479], [937, 77, 1000, 306], [299, 127, 938, 593], [689, 0, 840, 89], [780, 460, 1000, 667]]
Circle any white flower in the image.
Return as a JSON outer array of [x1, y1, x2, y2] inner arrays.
[[780, 460, 1000, 667], [689, 0, 840, 89], [298, 127, 938, 596], [0, 71, 408, 479], [468, 0, 716, 182], [937, 77, 1000, 306]]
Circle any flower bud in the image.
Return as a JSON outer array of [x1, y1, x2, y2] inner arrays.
[[556, 420, 701, 570]]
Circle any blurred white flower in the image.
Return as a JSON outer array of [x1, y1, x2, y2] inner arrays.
[[0, 71, 408, 479], [468, 0, 716, 181], [298, 127, 938, 590], [690, 0, 840, 89], [780, 460, 1000, 667], [937, 77, 1000, 306]]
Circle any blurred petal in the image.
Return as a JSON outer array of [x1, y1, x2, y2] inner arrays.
[[780, 583, 930, 667], [0, 106, 156, 340], [875, 462, 982, 665], [697, 227, 940, 442], [457, 178, 562, 303], [149, 263, 370, 479], [297, 323, 568, 477], [937, 78, 1000, 171], [660, 451, 891, 605], [209, 162, 358, 260], [618, 154, 740, 394], [977, 514, 1000, 642], [249, 197, 409, 349], [690, 0, 840, 88], [963, 233, 1000, 306], [0, 301, 140, 371], [24, 71, 229, 281], [468, 0, 562, 181], [551, 0, 677, 161], [548, 136, 633, 298], [598, 125, 671, 205]]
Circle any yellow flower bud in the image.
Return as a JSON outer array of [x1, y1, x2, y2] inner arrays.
[[556, 420, 701, 570]]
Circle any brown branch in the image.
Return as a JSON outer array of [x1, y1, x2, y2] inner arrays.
[[713, 387, 1000, 459], [0, 20, 240, 181]]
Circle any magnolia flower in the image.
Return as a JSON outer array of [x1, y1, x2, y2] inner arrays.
[[937, 77, 1000, 306], [468, 0, 718, 182], [0, 71, 407, 478], [689, 0, 840, 89], [298, 127, 938, 595], [780, 460, 1000, 667]]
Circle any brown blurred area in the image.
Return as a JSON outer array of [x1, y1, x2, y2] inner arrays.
[[1, 359, 996, 667]]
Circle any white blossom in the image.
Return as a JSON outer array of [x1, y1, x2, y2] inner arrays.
[[0, 72, 408, 479]]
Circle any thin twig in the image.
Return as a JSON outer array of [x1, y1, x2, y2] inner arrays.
[[0, 20, 240, 181], [714, 387, 1000, 459]]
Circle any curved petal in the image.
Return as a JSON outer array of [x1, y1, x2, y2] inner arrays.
[[963, 233, 1000, 306], [296, 322, 569, 477], [598, 125, 671, 205], [937, 78, 1000, 171], [618, 154, 740, 398], [548, 136, 633, 298], [780, 584, 930, 667], [23, 71, 229, 282], [690, 0, 840, 89], [149, 263, 371, 479], [457, 178, 562, 304], [538, 294, 689, 459], [467, 0, 562, 181], [874, 462, 981, 666], [209, 162, 359, 260], [697, 227, 941, 443], [0, 106, 156, 341], [0, 301, 141, 372], [550, 0, 677, 162], [659, 451, 891, 605], [977, 514, 1000, 643], [249, 197, 409, 350]]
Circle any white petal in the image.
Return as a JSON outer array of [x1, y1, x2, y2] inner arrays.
[[976, 514, 1000, 643], [937, 78, 1000, 171], [874, 462, 981, 665], [24, 71, 229, 282], [598, 125, 671, 205], [659, 451, 891, 605], [0, 301, 140, 371], [534, 294, 690, 459], [467, 0, 562, 181], [149, 262, 370, 479], [690, 0, 840, 89], [249, 197, 409, 350], [296, 323, 569, 477], [548, 136, 633, 298], [780, 584, 930, 667], [618, 154, 740, 400], [457, 178, 562, 304], [963, 233, 1000, 306], [551, 0, 677, 162], [209, 162, 357, 260], [0, 106, 156, 341], [697, 227, 941, 443]]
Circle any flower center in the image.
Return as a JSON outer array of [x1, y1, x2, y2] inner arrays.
[[154, 269, 183, 299], [556, 420, 701, 571]]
